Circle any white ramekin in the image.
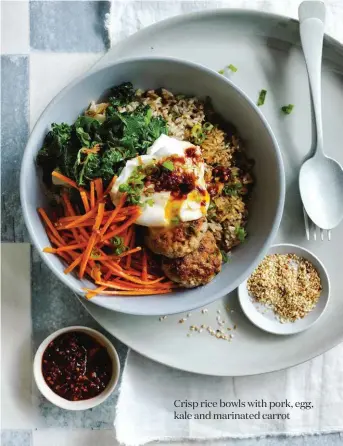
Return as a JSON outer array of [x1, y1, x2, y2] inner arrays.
[[33, 326, 120, 410]]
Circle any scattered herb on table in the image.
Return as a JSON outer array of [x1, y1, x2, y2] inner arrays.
[[227, 64, 238, 72], [218, 69, 225, 75], [281, 104, 294, 115], [257, 89, 267, 106]]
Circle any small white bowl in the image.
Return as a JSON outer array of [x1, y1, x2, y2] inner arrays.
[[238, 244, 330, 335], [33, 326, 120, 410]]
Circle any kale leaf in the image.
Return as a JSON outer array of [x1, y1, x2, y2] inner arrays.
[[36, 83, 167, 190]]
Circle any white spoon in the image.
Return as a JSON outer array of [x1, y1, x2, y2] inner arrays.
[[298, 1, 343, 230]]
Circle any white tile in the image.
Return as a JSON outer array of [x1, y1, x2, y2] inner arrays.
[[1, 244, 39, 429], [29, 52, 103, 129], [32, 429, 120, 446], [1, 1, 29, 55]]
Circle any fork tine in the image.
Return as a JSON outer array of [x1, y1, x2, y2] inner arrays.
[[313, 223, 317, 240], [327, 230, 331, 241], [303, 207, 310, 240], [320, 228, 324, 240]]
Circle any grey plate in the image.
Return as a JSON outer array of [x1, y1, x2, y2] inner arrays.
[[83, 9, 343, 375]]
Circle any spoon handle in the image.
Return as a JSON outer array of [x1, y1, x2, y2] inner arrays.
[[298, 1, 326, 156]]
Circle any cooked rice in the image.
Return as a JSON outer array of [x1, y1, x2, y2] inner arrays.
[[119, 88, 254, 252]]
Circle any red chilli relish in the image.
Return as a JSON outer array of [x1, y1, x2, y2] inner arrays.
[[42, 331, 113, 401]]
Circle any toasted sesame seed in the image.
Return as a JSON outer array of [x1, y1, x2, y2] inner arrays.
[[247, 253, 322, 323]]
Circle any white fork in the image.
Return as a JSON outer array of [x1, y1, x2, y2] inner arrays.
[[303, 206, 331, 240]]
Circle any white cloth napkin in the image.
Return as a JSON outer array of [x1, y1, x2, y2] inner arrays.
[[107, 0, 343, 47], [115, 347, 343, 445]]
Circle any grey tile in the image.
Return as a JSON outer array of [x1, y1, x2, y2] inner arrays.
[[31, 247, 127, 428], [1, 430, 32, 446], [1, 55, 29, 242], [30, 1, 109, 52]]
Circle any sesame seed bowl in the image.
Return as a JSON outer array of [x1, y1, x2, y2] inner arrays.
[[238, 244, 330, 335]]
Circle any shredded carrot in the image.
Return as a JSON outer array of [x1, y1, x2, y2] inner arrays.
[[94, 178, 103, 202], [93, 202, 105, 231], [84, 288, 172, 296], [142, 249, 148, 281], [64, 207, 98, 229], [44, 242, 87, 253], [52, 171, 79, 189], [79, 232, 98, 279], [90, 181, 95, 209], [100, 193, 127, 236], [104, 175, 117, 196], [64, 255, 82, 274], [38, 208, 66, 245], [102, 211, 141, 241], [118, 246, 142, 258], [80, 189, 90, 213]]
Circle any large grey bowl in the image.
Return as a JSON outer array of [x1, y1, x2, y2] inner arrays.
[[20, 57, 285, 316]]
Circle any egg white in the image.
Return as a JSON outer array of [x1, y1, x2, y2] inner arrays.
[[110, 134, 209, 227]]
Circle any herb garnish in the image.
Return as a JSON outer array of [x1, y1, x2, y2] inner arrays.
[[235, 226, 247, 242], [281, 104, 294, 115], [228, 64, 238, 72], [223, 182, 242, 196], [257, 89, 267, 106], [111, 236, 127, 255], [118, 166, 146, 205], [162, 160, 174, 171]]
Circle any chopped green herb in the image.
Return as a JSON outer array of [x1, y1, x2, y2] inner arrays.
[[235, 226, 247, 242], [171, 216, 180, 225], [111, 236, 127, 255], [90, 248, 101, 259], [281, 104, 294, 115], [162, 160, 174, 171], [227, 64, 238, 72], [145, 198, 155, 207], [203, 122, 214, 133], [257, 89, 267, 106], [191, 123, 206, 145], [221, 250, 228, 263], [223, 182, 242, 196], [118, 166, 146, 205], [218, 69, 225, 75]]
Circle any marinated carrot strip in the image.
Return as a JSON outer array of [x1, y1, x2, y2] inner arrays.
[[93, 202, 105, 231], [38, 208, 66, 245], [104, 175, 117, 196], [142, 249, 148, 281], [96, 279, 173, 290], [104, 271, 112, 281], [84, 288, 172, 296], [61, 192, 82, 242], [64, 207, 98, 229], [90, 181, 95, 209], [125, 227, 136, 269], [64, 255, 82, 274], [103, 261, 165, 285], [118, 246, 141, 258], [52, 171, 78, 189], [94, 178, 103, 202], [117, 205, 141, 215], [79, 232, 98, 279], [102, 211, 141, 241], [44, 242, 87, 253], [55, 251, 73, 263], [85, 285, 107, 299], [80, 189, 90, 213], [100, 193, 127, 236]]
